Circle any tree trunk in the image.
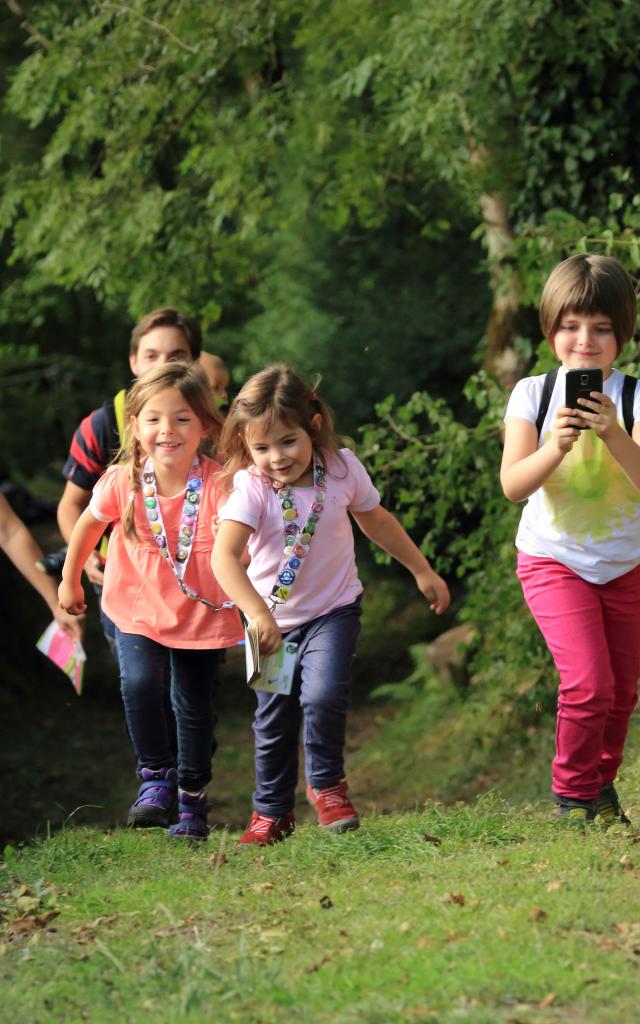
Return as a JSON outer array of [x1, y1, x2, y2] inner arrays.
[[479, 191, 524, 385]]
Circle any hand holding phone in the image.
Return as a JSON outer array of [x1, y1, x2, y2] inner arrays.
[[565, 368, 603, 429]]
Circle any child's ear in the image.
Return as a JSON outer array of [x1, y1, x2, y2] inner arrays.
[[311, 413, 323, 433], [130, 414, 141, 441]]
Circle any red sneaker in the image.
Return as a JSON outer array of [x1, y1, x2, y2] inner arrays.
[[307, 780, 360, 832], [238, 811, 295, 846]]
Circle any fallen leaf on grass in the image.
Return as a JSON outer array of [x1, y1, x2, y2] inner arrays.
[[15, 896, 41, 915], [319, 895, 333, 909], [6, 911, 60, 936], [415, 937, 431, 950], [529, 907, 547, 922], [422, 834, 441, 846], [305, 955, 332, 973], [546, 879, 562, 892], [538, 992, 556, 1008], [443, 892, 465, 906], [208, 852, 228, 869], [619, 854, 634, 870], [399, 921, 411, 932]]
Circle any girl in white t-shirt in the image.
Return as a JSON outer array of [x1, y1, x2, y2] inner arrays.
[[212, 364, 450, 845], [501, 253, 640, 826]]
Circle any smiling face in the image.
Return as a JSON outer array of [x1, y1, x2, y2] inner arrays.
[[551, 310, 618, 378], [245, 417, 317, 487], [131, 387, 207, 481], [129, 326, 193, 378]]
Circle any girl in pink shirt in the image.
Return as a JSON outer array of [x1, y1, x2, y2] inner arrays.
[[212, 364, 450, 845], [59, 363, 242, 840]]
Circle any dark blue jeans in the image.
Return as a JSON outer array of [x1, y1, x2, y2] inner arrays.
[[253, 598, 362, 817], [116, 631, 221, 792], [93, 583, 119, 667]]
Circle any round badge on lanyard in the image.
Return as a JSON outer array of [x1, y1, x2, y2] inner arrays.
[[268, 456, 327, 611], [141, 455, 234, 613]]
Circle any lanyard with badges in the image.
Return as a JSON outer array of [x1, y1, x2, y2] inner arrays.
[[267, 456, 327, 611], [141, 455, 234, 613]]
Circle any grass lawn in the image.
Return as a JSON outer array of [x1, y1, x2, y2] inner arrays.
[[2, 796, 640, 1024]]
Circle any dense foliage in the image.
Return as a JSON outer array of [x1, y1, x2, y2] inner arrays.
[[3, 2, 640, 756]]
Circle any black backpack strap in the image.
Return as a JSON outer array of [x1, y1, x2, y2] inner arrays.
[[535, 368, 558, 439], [622, 375, 637, 437]]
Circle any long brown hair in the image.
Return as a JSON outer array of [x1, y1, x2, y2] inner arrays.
[[217, 364, 341, 491], [120, 363, 222, 542]]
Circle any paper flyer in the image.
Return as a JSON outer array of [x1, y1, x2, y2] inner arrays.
[[36, 620, 86, 695], [244, 619, 298, 695]]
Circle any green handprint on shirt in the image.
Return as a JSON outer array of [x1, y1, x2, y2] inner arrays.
[[542, 426, 640, 542]]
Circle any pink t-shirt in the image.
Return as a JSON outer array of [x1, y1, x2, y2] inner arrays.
[[90, 458, 243, 650], [219, 448, 380, 630]]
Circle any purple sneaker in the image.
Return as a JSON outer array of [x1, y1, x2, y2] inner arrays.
[[127, 768, 178, 829], [169, 789, 209, 841]]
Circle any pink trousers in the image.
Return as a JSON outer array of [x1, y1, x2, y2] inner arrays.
[[517, 553, 640, 802]]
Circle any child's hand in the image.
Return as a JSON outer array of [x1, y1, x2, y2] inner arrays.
[[551, 406, 581, 453], [254, 611, 282, 655], [58, 579, 87, 616], [84, 551, 105, 586], [54, 606, 85, 640], [415, 570, 450, 615], [576, 391, 618, 438]]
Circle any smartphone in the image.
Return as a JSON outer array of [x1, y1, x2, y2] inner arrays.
[[565, 368, 603, 428]]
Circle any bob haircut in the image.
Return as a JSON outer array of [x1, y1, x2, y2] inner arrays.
[[129, 307, 203, 360], [539, 253, 637, 355]]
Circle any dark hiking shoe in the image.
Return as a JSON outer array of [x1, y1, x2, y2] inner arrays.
[[127, 767, 178, 828], [594, 783, 631, 827], [169, 789, 209, 841]]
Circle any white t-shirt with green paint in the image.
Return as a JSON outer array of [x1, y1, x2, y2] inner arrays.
[[504, 366, 640, 584]]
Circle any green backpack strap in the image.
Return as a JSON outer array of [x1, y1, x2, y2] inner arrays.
[[99, 389, 127, 562], [113, 388, 127, 447]]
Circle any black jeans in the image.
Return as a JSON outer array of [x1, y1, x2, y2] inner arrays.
[[116, 631, 221, 792]]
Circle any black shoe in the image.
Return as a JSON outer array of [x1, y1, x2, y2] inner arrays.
[[553, 794, 596, 827], [594, 782, 631, 827], [35, 546, 68, 577]]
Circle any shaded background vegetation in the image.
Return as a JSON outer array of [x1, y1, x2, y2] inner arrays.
[[2, 0, 640, 840]]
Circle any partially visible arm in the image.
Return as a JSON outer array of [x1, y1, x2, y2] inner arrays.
[[352, 505, 450, 614], [0, 494, 83, 638], [604, 420, 640, 490], [576, 392, 640, 491], [59, 507, 109, 615], [57, 480, 105, 584], [500, 409, 580, 502], [212, 519, 282, 654]]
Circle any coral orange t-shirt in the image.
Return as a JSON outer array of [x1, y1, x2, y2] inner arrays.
[[89, 458, 242, 650]]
